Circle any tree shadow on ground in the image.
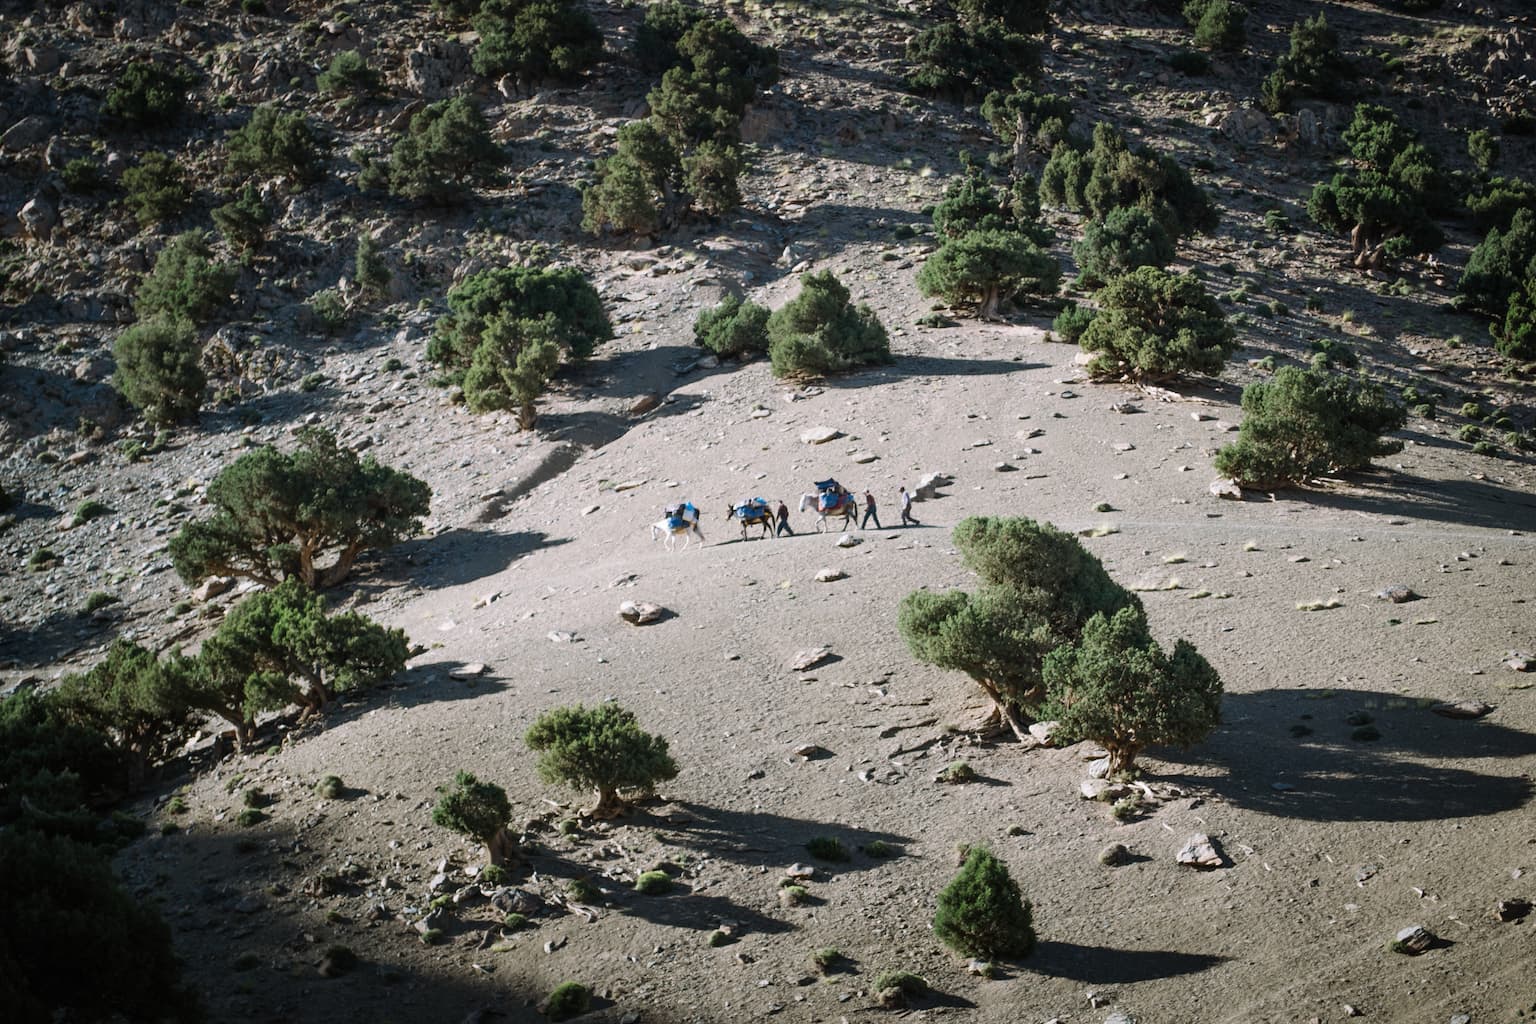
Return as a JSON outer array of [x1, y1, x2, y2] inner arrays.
[[537, 392, 710, 449], [369, 528, 570, 591], [1028, 941, 1227, 983], [640, 800, 913, 874], [0, 604, 117, 669], [1283, 469, 1536, 532], [1160, 688, 1536, 823]]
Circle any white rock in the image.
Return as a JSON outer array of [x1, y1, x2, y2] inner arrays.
[[449, 663, 487, 679], [618, 600, 665, 624], [1176, 833, 1224, 869], [193, 576, 236, 602], [1028, 721, 1059, 746], [836, 532, 861, 548], [1209, 477, 1243, 500], [800, 426, 840, 444], [814, 567, 847, 582], [790, 646, 833, 671]]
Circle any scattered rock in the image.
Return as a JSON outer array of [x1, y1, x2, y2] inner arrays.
[[1027, 720, 1059, 746], [1087, 756, 1111, 779], [850, 450, 879, 463], [618, 600, 665, 624], [547, 631, 578, 643], [629, 393, 661, 416], [448, 663, 487, 679], [1209, 477, 1243, 500], [784, 863, 816, 879], [835, 532, 861, 548], [800, 426, 840, 445], [1430, 700, 1493, 719], [193, 576, 236, 602], [791, 743, 829, 760], [1494, 898, 1532, 922], [790, 646, 833, 671], [1390, 924, 1435, 955], [1099, 843, 1133, 867], [1375, 585, 1421, 603], [1504, 652, 1533, 672], [1176, 834, 1224, 869], [814, 567, 846, 583], [914, 472, 951, 500], [1080, 779, 1133, 802]]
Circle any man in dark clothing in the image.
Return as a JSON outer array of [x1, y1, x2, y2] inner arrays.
[[899, 486, 918, 526], [861, 490, 881, 529], [776, 500, 794, 537]]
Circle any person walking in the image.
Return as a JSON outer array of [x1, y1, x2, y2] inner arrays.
[[775, 499, 794, 537], [861, 489, 881, 530], [899, 485, 919, 527]]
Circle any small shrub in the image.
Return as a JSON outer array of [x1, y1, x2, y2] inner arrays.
[[306, 288, 349, 335], [122, 152, 192, 228], [225, 105, 326, 186], [317, 50, 381, 98], [1078, 267, 1235, 382], [135, 232, 236, 324], [567, 878, 601, 904], [81, 592, 120, 614], [72, 499, 112, 526], [1168, 49, 1210, 75], [634, 870, 672, 895], [314, 775, 344, 799], [419, 928, 445, 946], [1110, 794, 1141, 821], [864, 839, 898, 858], [812, 947, 843, 972], [1461, 401, 1485, 420], [211, 185, 273, 251], [105, 61, 197, 128], [113, 315, 205, 425], [873, 971, 927, 995], [933, 845, 1035, 960], [545, 981, 592, 1022], [480, 864, 510, 886], [433, 771, 514, 864], [62, 157, 107, 194], [354, 234, 391, 297], [1184, 0, 1247, 52], [779, 884, 809, 905], [1468, 129, 1500, 174], [235, 808, 265, 827], [805, 836, 851, 862], [1264, 209, 1291, 234], [1074, 206, 1174, 286], [693, 295, 770, 358], [767, 271, 891, 378], [1052, 302, 1096, 343], [939, 761, 977, 784], [503, 912, 529, 930], [384, 96, 504, 203]]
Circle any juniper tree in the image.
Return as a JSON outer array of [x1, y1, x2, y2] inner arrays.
[[224, 104, 326, 186], [1073, 206, 1175, 286], [1040, 605, 1223, 774], [134, 232, 237, 324], [433, 771, 517, 865], [898, 516, 1139, 741], [693, 295, 770, 359], [933, 846, 1035, 960], [384, 96, 504, 203], [1077, 267, 1235, 382], [113, 315, 205, 426], [917, 227, 1060, 318], [766, 271, 891, 378], [525, 704, 678, 818], [169, 427, 430, 589]]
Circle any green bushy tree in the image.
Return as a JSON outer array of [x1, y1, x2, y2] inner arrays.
[[525, 704, 679, 818], [1040, 605, 1222, 774], [134, 232, 237, 324], [354, 233, 391, 297], [317, 49, 381, 98], [681, 140, 745, 217], [1, 688, 129, 830], [472, 0, 604, 88], [429, 264, 612, 427], [1459, 208, 1536, 318], [898, 516, 1140, 740], [693, 295, 770, 358], [197, 579, 408, 735], [1467, 129, 1500, 174], [766, 271, 891, 378], [225, 104, 326, 186], [1041, 123, 1216, 239], [212, 184, 273, 251], [1213, 366, 1406, 488], [52, 641, 201, 783], [1073, 205, 1175, 286], [1078, 267, 1235, 382], [433, 771, 517, 865], [1465, 176, 1536, 231], [382, 96, 504, 203], [0, 829, 200, 1023], [907, 22, 1038, 100], [958, 0, 1050, 35], [1260, 12, 1354, 113], [581, 119, 680, 235], [1184, 0, 1247, 51], [917, 227, 1060, 318], [169, 426, 430, 589], [104, 60, 197, 128], [933, 846, 1035, 960], [121, 151, 192, 228], [635, 1, 703, 73], [645, 15, 778, 148], [1497, 275, 1536, 360], [113, 314, 205, 425], [981, 84, 1075, 170]]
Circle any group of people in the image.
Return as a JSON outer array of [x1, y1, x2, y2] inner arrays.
[[853, 486, 919, 531]]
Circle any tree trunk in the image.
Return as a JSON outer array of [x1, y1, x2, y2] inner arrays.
[[974, 676, 1031, 744], [589, 786, 624, 819], [517, 401, 537, 431], [978, 286, 1002, 321], [486, 826, 517, 868], [315, 538, 363, 589], [1106, 743, 1139, 777]]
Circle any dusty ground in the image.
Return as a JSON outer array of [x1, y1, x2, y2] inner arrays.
[[3, 1, 1535, 1022]]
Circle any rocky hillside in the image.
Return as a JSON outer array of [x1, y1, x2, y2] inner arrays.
[[3, 1, 1536, 1022]]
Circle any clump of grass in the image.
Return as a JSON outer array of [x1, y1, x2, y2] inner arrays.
[[1131, 577, 1182, 592], [813, 947, 844, 972], [72, 499, 112, 526], [419, 928, 445, 946], [502, 912, 529, 931], [1295, 598, 1343, 611], [1110, 794, 1142, 822], [1472, 441, 1498, 457], [567, 878, 601, 904], [559, 818, 581, 836], [242, 788, 268, 809], [27, 548, 58, 571], [81, 592, 120, 614], [779, 884, 810, 906], [236, 808, 265, 827], [1080, 522, 1119, 538], [938, 761, 977, 784], [864, 839, 899, 858], [634, 870, 672, 895], [707, 928, 735, 946], [545, 982, 592, 1022], [480, 864, 510, 886], [805, 836, 850, 862], [166, 795, 188, 814], [874, 971, 927, 995], [1460, 401, 1485, 420], [314, 774, 344, 799]]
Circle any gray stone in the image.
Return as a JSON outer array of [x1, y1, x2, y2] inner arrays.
[[914, 472, 951, 500], [1209, 477, 1243, 500], [1099, 843, 1133, 867], [1430, 700, 1493, 719], [193, 576, 236, 602], [835, 532, 861, 548], [1375, 585, 1421, 603], [448, 663, 487, 678], [1027, 720, 1059, 746], [1, 116, 51, 151], [18, 196, 58, 241], [1494, 897, 1531, 922], [1087, 756, 1112, 779], [790, 646, 833, 671], [1391, 924, 1435, 954], [1503, 651, 1533, 672], [814, 567, 846, 583], [618, 600, 665, 624], [1080, 779, 1133, 802], [800, 425, 840, 445], [1176, 833, 1223, 869]]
